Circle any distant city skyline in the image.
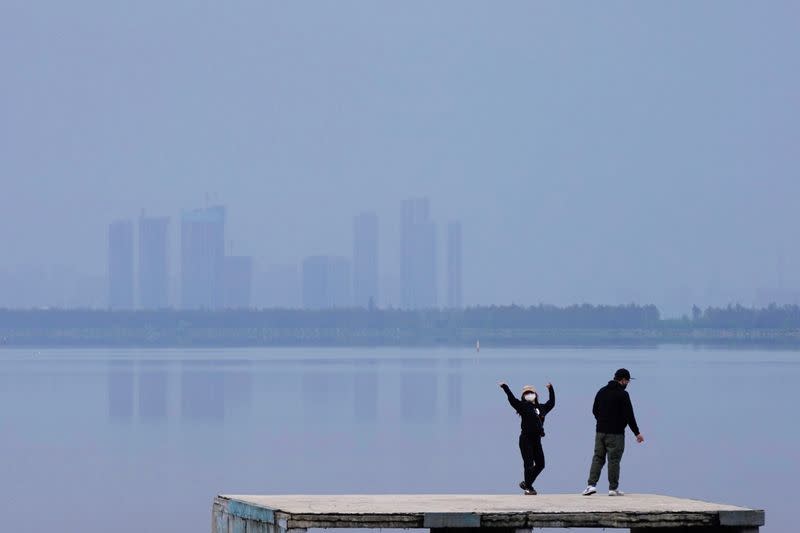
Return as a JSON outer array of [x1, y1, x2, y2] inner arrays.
[[95, 197, 464, 311], [6, 191, 800, 315]]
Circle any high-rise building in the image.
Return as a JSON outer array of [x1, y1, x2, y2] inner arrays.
[[108, 220, 134, 309], [400, 198, 437, 309], [138, 214, 170, 309], [353, 212, 379, 308], [302, 255, 351, 309], [180, 206, 225, 309], [224, 256, 254, 308], [447, 221, 463, 309]]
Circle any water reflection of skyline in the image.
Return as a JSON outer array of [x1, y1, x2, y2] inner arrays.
[[138, 360, 168, 420], [447, 359, 462, 419], [398, 358, 441, 423], [180, 361, 225, 421], [107, 360, 134, 420], [401, 374, 438, 423], [106, 359, 253, 423], [180, 360, 252, 422], [302, 371, 351, 423], [106, 357, 464, 425], [353, 369, 378, 423]]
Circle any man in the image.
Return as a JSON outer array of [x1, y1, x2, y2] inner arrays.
[[582, 368, 644, 496]]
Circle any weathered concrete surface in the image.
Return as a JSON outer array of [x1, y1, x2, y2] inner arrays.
[[212, 494, 764, 531]]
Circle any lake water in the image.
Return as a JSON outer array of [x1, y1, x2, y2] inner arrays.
[[0, 346, 794, 532]]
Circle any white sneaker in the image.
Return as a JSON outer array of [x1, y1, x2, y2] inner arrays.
[[608, 489, 625, 496], [582, 485, 597, 496]]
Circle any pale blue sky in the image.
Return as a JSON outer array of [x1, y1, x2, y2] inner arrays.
[[1, 1, 798, 311]]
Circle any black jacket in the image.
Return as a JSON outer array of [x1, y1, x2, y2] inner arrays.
[[501, 384, 555, 437], [592, 380, 640, 435]]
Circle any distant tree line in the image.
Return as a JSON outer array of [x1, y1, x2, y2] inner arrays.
[[676, 303, 800, 329], [5, 303, 800, 329], [0, 304, 661, 330], [2, 304, 800, 346]]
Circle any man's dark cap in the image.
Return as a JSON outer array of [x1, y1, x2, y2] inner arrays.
[[614, 368, 634, 381]]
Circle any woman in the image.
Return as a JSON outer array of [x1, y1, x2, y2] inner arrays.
[[498, 381, 555, 495]]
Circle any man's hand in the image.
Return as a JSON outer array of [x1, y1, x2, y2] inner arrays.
[[497, 381, 507, 388], [636, 434, 645, 443]]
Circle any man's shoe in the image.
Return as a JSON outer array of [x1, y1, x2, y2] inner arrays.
[[608, 489, 625, 496], [524, 487, 537, 495], [582, 485, 597, 496]]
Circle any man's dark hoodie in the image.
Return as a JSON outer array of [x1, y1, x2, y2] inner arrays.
[[592, 380, 640, 435]]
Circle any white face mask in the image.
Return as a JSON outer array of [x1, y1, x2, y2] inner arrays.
[[524, 392, 537, 402]]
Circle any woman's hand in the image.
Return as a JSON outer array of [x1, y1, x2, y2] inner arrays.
[[546, 382, 553, 390], [497, 381, 507, 388]]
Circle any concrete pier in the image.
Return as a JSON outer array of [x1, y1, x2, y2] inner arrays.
[[212, 494, 764, 532]]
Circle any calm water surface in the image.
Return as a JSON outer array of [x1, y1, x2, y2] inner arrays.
[[0, 346, 794, 532]]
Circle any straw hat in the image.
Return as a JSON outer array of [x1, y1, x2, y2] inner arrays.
[[520, 385, 537, 396]]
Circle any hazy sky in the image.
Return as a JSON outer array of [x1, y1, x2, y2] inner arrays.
[[2, 1, 798, 310]]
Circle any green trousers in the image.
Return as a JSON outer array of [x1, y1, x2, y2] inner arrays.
[[587, 432, 625, 490]]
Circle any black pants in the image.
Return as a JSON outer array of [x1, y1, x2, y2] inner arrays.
[[519, 433, 545, 489]]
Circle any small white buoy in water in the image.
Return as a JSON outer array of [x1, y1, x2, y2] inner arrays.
[[476, 340, 480, 352]]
